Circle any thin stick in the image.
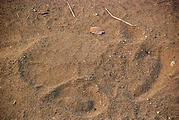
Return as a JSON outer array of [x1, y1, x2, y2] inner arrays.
[[17, 12, 19, 18], [105, 8, 135, 26], [66, 0, 76, 18]]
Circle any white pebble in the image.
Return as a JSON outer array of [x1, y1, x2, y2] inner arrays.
[[170, 61, 175, 67], [13, 100, 16, 105], [95, 13, 99, 16]]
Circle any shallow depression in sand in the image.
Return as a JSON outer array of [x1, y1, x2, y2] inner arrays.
[[41, 78, 109, 118]]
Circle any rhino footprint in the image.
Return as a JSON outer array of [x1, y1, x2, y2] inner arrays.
[[41, 78, 109, 118]]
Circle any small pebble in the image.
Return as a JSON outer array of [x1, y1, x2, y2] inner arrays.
[[170, 61, 175, 67], [146, 98, 150, 101], [90, 27, 105, 35], [115, 79, 120, 82], [47, 26, 51, 29], [13, 100, 16, 105], [32, 8, 37, 12], [122, 39, 127, 43], [157, 111, 160, 114], [84, 75, 88, 80], [95, 13, 99, 16], [164, 34, 167, 37], [150, 29, 153, 32]]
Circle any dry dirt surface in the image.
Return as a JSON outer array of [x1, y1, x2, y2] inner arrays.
[[0, 0, 179, 120]]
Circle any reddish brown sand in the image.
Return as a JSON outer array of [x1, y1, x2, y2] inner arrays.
[[0, 0, 178, 120]]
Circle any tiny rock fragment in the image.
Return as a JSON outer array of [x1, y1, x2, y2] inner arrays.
[[84, 75, 88, 80], [170, 61, 175, 67], [13, 100, 16, 105], [154, 105, 158, 108], [95, 13, 99, 16], [32, 8, 37, 12], [40, 12, 49, 15], [90, 27, 105, 35]]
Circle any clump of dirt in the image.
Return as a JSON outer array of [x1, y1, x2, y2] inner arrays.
[[0, 0, 178, 120]]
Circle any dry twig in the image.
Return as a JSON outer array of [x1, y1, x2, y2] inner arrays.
[[16, 12, 19, 18], [105, 8, 135, 26], [66, 0, 76, 18]]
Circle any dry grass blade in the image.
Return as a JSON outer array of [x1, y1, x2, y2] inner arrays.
[[66, 0, 76, 18], [105, 8, 136, 27]]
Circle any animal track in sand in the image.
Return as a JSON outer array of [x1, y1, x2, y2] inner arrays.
[[41, 78, 109, 118]]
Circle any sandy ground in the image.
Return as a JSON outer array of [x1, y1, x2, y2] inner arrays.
[[0, 0, 178, 120]]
